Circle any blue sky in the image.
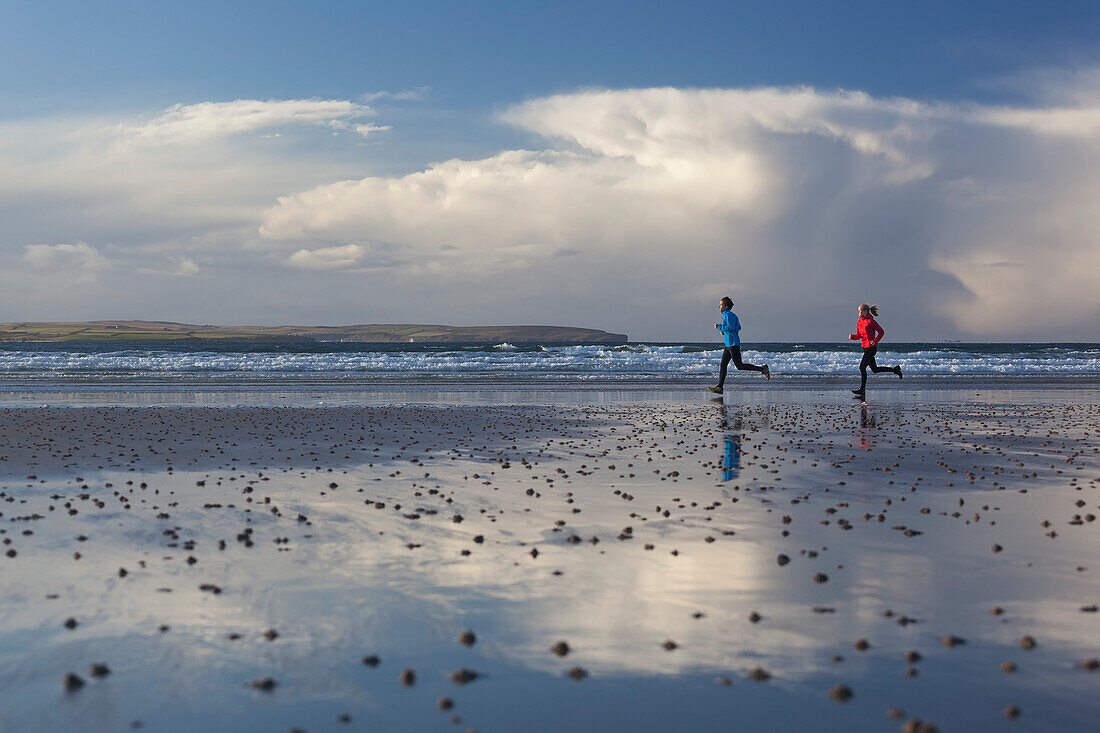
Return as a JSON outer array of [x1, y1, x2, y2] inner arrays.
[[5, 0, 1098, 111], [1, 1, 1099, 339]]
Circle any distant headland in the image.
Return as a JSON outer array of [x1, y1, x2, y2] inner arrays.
[[0, 321, 628, 345]]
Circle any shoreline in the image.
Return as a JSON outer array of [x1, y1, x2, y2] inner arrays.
[[0, 376, 1096, 408]]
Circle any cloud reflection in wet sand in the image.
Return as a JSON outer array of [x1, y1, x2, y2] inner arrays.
[[0, 390, 1098, 731]]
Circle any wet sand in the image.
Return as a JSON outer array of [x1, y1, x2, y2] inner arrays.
[[1, 385, 1098, 731]]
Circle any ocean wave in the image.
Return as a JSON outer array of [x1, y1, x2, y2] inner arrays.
[[0, 343, 1095, 378]]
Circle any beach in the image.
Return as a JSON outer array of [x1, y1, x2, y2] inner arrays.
[[1, 381, 1097, 732]]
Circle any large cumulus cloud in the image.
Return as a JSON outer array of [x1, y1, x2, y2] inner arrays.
[[261, 86, 1100, 339], [0, 86, 1098, 339]]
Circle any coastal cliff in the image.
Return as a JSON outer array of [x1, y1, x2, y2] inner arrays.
[[0, 321, 628, 344]]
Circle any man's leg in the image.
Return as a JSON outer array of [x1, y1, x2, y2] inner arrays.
[[717, 347, 733, 388], [731, 346, 766, 373]]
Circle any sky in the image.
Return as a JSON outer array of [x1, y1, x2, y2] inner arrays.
[[1, 1, 1099, 341]]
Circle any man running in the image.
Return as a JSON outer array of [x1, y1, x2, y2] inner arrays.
[[708, 296, 770, 394]]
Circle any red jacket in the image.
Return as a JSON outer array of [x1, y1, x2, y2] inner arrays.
[[849, 316, 883, 348]]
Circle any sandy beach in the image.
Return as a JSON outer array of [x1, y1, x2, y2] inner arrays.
[[1, 383, 1098, 732]]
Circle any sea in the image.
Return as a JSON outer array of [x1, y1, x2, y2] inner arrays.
[[0, 341, 1096, 384]]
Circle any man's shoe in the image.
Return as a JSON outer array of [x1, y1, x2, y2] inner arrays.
[[708, 386, 724, 394], [762, 365, 771, 381], [895, 365, 903, 379]]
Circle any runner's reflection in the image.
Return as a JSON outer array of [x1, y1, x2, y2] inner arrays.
[[859, 404, 877, 450], [719, 405, 741, 481]]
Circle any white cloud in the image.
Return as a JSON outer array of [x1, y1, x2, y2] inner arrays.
[[137, 256, 201, 277], [23, 241, 112, 282], [256, 84, 1100, 337], [1, 85, 1100, 337], [286, 244, 365, 270], [122, 99, 380, 144], [352, 123, 391, 137]]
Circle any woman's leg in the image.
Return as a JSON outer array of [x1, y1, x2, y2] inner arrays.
[[858, 348, 872, 391], [867, 346, 894, 374], [731, 346, 766, 373]]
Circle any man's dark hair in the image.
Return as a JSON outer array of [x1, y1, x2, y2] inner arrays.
[[720, 296, 733, 310]]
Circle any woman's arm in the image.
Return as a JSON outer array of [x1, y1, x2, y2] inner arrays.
[[870, 319, 884, 345]]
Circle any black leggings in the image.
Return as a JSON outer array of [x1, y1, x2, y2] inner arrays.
[[858, 345, 895, 391], [718, 346, 764, 387]]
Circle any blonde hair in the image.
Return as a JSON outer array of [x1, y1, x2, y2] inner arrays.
[[859, 303, 879, 317]]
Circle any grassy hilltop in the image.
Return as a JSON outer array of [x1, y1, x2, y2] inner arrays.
[[0, 321, 628, 344]]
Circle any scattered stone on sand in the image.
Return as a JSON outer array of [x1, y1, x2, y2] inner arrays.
[[450, 668, 478, 684], [400, 669, 416, 686], [747, 667, 770, 682], [1019, 636, 1036, 650], [63, 673, 85, 692], [567, 666, 588, 680], [361, 655, 380, 667], [250, 677, 276, 691], [828, 684, 853, 702], [458, 630, 477, 647], [88, 663, 111, 678], [551, 641, 570, 657], [940, 635, 966, 647], [438, 697, 455, 711]]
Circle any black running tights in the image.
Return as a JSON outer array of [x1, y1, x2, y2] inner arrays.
[[718, 346, 764, 387], [858, 345, 895, 391]]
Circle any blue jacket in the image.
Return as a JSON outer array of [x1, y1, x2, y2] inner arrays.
[[717, 309, 740, 347]]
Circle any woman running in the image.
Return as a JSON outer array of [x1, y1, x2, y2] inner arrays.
[[849, 303, 902, 397]]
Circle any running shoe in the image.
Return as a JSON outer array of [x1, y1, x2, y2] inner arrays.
[[895, 365, 903, 379], [707, 386, 724, 394], [762, 364, 771, 380], [851, 389, 865, 396]]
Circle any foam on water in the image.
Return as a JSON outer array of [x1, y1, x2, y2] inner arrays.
[[0, 342, 1096, 380]]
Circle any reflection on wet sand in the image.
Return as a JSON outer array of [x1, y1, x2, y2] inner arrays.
[[858, 405, 877, 450], [1, 390, 1099, 732], [719, 405, 742, 481]]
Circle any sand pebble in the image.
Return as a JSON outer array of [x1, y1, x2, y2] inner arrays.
[[828, 684, 853, 702], [450, 668, 478, 684], [747, 667, 770, 681], [250, 677, 276, 691]]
